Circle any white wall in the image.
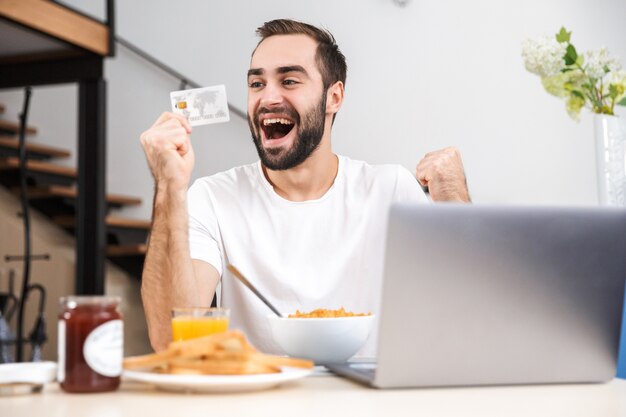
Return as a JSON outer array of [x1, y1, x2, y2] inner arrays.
[[1, 0, 625, 220]]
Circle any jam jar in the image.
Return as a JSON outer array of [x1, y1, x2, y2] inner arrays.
[[58, 296, 123, 393]]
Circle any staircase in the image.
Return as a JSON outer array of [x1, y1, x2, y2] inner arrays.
[[0, 103, 148, 279]]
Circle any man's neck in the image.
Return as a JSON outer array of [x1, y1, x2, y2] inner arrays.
[[262, 138, 338, 202]]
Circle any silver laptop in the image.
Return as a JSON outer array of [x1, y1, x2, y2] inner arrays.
[[327, 204, 626, 388]]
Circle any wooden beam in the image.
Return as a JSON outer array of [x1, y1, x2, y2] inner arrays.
[[0, 0, 109, 56]]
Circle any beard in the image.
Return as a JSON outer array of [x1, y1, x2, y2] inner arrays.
[[248, 90, 327, 171]]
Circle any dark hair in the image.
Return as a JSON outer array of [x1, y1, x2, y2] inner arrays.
[[255, 19, 347, 91]]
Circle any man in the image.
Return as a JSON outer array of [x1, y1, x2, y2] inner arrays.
[[140, 19, 470, 354]]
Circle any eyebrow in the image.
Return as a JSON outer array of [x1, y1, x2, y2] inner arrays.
[[247, 68, 264, 77], [247, 65, 309, 78], [277, 65, 308, 76]]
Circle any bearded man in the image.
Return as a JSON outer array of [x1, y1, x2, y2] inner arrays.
[[139, 19, 470, 354]]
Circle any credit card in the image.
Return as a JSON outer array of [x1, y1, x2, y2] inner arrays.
[[169, 85, 230, 126]]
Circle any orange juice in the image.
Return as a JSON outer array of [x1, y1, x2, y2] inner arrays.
[[171, 316, 229, 341]]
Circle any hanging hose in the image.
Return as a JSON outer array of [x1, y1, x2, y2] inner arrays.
[[26, 284, 47, 362], [15, 87, 33, 362]]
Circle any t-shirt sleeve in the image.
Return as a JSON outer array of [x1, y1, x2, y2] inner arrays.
[[394, 165, 430, 203], [187, 179, 224, 275]]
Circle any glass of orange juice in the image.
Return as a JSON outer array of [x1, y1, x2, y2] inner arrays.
[[171, 307, 230, 341]]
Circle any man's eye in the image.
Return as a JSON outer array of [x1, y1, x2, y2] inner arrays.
[[283, 79, 298, 86], [249, 81, 264, 88]]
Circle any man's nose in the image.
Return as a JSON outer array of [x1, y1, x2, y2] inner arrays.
[[259, 82, 283, 108]]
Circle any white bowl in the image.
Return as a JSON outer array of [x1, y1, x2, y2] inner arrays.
[[267, 314, 375, 365]]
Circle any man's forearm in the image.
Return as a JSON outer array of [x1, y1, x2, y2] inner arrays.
[[141, 186, 197, 351]]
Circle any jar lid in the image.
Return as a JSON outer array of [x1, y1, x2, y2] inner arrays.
[[60, 295, 121, 309]]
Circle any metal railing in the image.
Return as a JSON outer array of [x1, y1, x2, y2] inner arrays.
[[115, 36, 247, 120], [52, 0, 247, 121]]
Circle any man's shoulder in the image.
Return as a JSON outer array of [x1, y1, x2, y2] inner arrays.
[[340, 155, 412, 180], [340, 155, 426, 202]]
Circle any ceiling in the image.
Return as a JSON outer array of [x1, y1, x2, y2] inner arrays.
[[0, 18, 78, 60]]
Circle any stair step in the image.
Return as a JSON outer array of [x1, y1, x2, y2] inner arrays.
[[22, 185, 142, 207], [53, 215, 151, 246], [0, 135, 71, 160], [53, 215, 151, 230], [0, 120, 37, 135], [0, 157, 76, 178], [107, 244, 147, 257], [106, 217, 151, 230]]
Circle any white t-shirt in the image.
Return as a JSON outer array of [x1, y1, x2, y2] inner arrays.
[[187, 155, 428, 356]]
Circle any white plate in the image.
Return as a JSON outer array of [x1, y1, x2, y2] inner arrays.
[[123, 367, 312, 393]]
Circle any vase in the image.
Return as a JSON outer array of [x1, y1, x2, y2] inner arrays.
[[594, 114, 626, 206]]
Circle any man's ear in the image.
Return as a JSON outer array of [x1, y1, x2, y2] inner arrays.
[[326, 81, 345, 116]]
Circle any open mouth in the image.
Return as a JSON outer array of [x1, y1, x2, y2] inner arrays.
[[261, 117, 295, 141]]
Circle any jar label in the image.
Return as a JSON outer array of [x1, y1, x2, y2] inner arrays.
[[83, 320, 123, 377], [57, 320, 65, 382]]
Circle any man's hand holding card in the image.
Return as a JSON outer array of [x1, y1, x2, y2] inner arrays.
[[140, 85, 230, 189]]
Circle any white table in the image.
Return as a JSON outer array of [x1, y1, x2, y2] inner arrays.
[[3, 376, 626, 417]]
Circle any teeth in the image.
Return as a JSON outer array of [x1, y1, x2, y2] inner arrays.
[[263, 118, 294, 126]]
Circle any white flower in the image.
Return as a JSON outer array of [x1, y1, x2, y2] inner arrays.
[[523, 27, 626, 118], [608, 69, 626, 85], [585, 47, 622, 79], [522, 35, 567, 77]]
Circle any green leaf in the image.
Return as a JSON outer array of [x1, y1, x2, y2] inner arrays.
[[576, 54, 584, 66], [618, 96, 626, 106], [609, 84, 619, 100], [564, 44, 578, 66], [571, 90, 585, 99], [561, 67, 574, 73], [556, 27, 571, 43]]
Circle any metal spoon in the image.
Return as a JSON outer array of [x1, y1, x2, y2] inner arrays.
[[227, 264, 284, 318]]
